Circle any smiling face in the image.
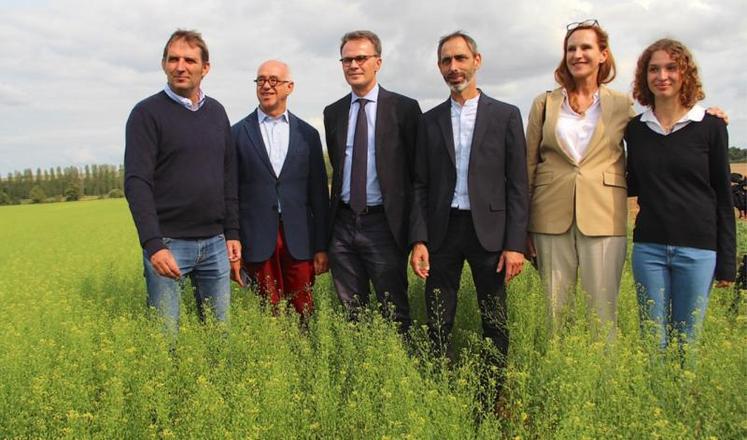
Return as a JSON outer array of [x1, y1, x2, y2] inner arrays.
[[255, 60, 294, 117], [438, 36, 481, 94], [161, 38, 210, 102], [340, 38, 381, 96], [646, 49, 683, 102], [565, 28, 608, 84]]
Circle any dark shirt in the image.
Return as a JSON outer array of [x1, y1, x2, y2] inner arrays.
[[124, 91, 239, 257], [626, 113, 735, 280]]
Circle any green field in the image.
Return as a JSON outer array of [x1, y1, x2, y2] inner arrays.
[[1, 199, 745, 438]]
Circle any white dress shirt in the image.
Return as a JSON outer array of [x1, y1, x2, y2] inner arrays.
[[342, 84, 382, 206], [640, 104, 705, 135], [257, 107, 290, 213], [450, 94, 480, 209], [555, 89, 601, 163]]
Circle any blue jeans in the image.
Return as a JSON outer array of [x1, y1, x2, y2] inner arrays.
[[631, 242, 716, 347], [143, 234, 230, 331]]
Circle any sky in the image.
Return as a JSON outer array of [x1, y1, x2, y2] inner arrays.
[[1, 0, 745, 176]]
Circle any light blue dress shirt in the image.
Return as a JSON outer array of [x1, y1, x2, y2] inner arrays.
[[450, 94, 479, 209], [257, 107, 290, 213], [163, 84, 205, 111], [341, 84, 383, 206]]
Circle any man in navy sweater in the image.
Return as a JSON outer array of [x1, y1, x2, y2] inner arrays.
[[124, 29, 240, 331]]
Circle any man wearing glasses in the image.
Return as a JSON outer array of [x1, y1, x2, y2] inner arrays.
[[230, 60, 329, 317], [324, 30, 422, 333]]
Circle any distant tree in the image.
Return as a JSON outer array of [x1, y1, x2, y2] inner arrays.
[[64, 185, 81, 201], [29, 185, 46, 203], [0, 191, 11, 205], [729, 146, 747, 162], [107, 188, 124, 198]]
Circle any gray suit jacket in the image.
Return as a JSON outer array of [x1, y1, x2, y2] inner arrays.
[[410, 92, 529, 253]]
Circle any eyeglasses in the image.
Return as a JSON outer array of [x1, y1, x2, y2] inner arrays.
[[254, 77, 292, 87], [339, 54, 379, 66], [566, 19, 599, 32]]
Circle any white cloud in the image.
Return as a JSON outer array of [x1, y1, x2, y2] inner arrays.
[[0, 0, 745, 175]]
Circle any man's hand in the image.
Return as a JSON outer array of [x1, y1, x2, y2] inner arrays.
[[410, 242, 430, 279], [226, 239, 242, 262], [230, 258, 245, 287], [497, 250, 524, 284], [705, 107, 729, 124], [150, 249, 181, 280], [313, 252, 329, 275], [715, 280, 733, 288]]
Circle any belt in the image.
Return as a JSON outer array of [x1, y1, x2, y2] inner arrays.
[[450, 208, 472, 217], [339, 202, 385, 214]]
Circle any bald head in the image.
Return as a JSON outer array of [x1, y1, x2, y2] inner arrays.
[[255, 59, 294, 117], [256, 59, 292, 80]]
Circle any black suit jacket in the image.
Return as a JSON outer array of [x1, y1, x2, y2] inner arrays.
[[232, 110, 329, 262], [324, 86, 422, 251], [410, 92, 529, 253]]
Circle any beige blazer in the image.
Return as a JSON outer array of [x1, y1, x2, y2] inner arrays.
[[526, 86, 634, 236]]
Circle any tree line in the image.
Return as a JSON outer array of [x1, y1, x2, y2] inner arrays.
[[0, 164, 124, 205]]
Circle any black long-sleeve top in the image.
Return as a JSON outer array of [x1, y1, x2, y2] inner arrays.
[[626, 113, 735, 281], [124, 91, 239, 257]]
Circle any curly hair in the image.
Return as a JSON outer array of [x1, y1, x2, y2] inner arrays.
[[632, 38, 705, 108], [554, 24, 616, 91]]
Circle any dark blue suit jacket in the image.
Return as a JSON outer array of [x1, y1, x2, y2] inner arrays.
[[232, 110, 329, 262]]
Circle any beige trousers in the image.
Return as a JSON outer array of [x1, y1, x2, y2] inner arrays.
[[533, 223, 626, 328]]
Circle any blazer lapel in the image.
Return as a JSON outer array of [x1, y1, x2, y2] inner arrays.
[[277, 112, 298, 179], [579, 86, 611, 164], [335, 96, 351, 173], [469, 93, 490, 160], [436, 99, 456, 166], [243, 111, 276, 178], [545, 90, 577, 165]]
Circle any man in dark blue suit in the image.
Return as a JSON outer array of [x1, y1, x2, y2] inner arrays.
[[230, 60, 329, 315]]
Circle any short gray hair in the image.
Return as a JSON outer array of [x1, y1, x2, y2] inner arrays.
[[437, 31, 478, 59]]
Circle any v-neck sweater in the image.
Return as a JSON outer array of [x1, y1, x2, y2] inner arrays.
[[625, 113, 735, 280], [125, 91, 239, 257]]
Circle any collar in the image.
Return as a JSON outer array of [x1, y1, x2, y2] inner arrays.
[[163, 85, 205, 110], [640, 104, 705, 125], [450, 93, 480, 110], [257, 106, 289, 123], [351, 83, 380, 104]]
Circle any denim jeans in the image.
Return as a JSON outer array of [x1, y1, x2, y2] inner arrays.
[[631, 242, 716, 347], [143, 234, 230, 331]]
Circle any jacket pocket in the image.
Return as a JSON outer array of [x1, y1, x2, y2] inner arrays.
[[603, 172, 627, 188], [534, 171, 553, 187]]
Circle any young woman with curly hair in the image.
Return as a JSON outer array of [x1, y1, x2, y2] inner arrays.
[[625, 38, 735, 348]]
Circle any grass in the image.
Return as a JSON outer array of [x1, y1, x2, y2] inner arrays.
[[0, 199, 745, 438]]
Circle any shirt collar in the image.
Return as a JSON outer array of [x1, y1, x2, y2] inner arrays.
[[640, 104, 705, 125], [351, 83, 379, 104], [257, 106, 289, 123], [163, 84, 205, 111], [451, 93, 480, 110]]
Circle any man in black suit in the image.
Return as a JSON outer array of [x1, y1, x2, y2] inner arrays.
[[409, 31, 528, 362], [231, 60, 329, 316], [324, 30, 422, 332]]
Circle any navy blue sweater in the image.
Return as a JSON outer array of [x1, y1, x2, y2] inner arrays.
[[125, 91, 239, 257], [626, 114, 735, 281]]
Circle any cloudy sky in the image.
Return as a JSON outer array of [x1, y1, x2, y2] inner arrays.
[[1, 0, 745, 176]]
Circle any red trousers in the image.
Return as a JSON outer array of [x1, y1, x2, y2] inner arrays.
[[245, 224, 314, 315]]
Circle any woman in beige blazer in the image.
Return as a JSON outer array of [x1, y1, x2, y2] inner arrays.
[[526, 20, 634, 331]]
